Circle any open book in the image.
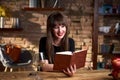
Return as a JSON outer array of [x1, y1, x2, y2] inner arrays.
[[53, 49, 87, 71]]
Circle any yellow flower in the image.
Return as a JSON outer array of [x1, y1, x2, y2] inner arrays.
[[0, 6, 11, 17]]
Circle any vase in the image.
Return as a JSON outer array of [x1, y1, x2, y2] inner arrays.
[[29, 0, 38, 8]]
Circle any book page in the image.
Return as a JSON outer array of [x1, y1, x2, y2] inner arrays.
[[74, 49, 87, 53], [56, 51, 72, 55]]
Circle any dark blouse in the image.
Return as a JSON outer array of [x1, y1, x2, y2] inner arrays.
[[39, 37, 75, 63]]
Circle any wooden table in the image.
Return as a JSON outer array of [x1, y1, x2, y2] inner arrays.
[[0, 69, 113, 80]]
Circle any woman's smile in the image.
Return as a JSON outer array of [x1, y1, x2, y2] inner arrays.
[[58, 32, 64, 36]]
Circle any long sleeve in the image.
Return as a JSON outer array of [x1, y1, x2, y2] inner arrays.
[[69, 38, 75, 52]]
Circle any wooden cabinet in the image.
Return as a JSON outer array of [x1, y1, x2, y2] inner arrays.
[[93, 0, 120, 69]]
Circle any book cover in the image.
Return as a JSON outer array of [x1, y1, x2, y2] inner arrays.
[[99, 44, 111, 53], [53, 49, 87, 71]]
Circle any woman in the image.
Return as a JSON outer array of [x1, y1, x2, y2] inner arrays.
[[39, 12, 76, 77]]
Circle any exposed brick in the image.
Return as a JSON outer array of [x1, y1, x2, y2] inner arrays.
[[0, 0, 94, 68]]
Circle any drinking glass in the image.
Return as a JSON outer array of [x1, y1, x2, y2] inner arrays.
[[33, 53, 39, 71], [28, 53, 42, 80]]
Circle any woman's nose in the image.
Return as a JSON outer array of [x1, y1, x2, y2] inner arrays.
[[58, 26, 62, 32]]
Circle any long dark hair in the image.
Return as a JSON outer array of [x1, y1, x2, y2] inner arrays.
[[46, 12, 70, 63]]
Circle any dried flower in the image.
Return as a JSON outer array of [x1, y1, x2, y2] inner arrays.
[[0, 6, 11, 17]]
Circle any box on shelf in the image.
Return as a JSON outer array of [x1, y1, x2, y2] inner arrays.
[[99, 4, 112, 14], [112, 43, 120, 54]]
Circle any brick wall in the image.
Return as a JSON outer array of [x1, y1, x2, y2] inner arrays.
[[0, 0, 93, 69]]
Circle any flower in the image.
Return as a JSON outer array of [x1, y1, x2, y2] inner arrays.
[[0, 6, 11, 17]]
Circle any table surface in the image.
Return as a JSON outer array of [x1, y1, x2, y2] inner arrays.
[[0, 69, 113, 80]]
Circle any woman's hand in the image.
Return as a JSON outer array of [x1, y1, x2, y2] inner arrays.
[[63, 64, 76, 77], [40, 59, 49, 64], [40, 60, 53, 71]]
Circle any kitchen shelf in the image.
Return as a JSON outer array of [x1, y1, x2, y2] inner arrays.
[[99, 32, 120, 36], [99, 13, 120, 16], [22, 7, 64, 11], [0, 28, 23, 31]]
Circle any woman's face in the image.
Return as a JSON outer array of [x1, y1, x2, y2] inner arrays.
[[53, 24, 66, 40]]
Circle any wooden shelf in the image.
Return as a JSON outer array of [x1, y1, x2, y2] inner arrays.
[[0, 28, 23, 31], [99, 53, 120, 57], [98, 53, 113, 55], [93, 0, 120, 69], [99, 32, 120, 36], [22, 7, 64, 11], [99, 13, 120, 16]]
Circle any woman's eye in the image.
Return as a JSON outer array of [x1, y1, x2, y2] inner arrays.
[[54, 26, 59, 29], [54, 25, 65, 29], [61, 25, 65, 28]]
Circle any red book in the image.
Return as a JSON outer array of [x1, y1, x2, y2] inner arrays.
[[53, 49, 87, 71]]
